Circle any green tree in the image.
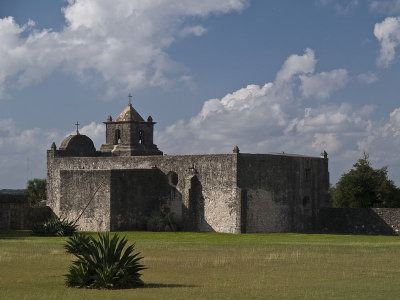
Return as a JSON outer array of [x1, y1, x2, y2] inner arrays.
[[25, 178, 46, 206], [332, 154, 400, 208]]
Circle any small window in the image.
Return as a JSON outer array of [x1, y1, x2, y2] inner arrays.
[[167, 171, 178, 186], [139, 130, 145, 144], [114, 129, 121, 145]]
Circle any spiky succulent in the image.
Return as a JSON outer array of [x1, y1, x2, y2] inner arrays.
[[65, 233, 146, 289]]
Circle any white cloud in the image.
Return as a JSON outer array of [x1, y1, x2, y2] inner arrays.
[[179, 25, 207, 38], [276, 48, 316, 82], [79, 122, 105, 148], [374, 17, 400, 67], [158, 50, 362, 157], [300, 69, 348, 99], [0, 0, 249, 99]]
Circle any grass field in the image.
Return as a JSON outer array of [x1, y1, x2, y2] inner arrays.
[[0, 231, 400, 299]]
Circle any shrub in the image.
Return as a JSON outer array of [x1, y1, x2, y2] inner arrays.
[[146, 212, 166, 232], [146, 211, 179, 232], [65, 233, 146, 289], [32, 217, 77, 236]]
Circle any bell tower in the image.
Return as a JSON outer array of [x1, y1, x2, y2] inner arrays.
[[100, 102, 163, 156]]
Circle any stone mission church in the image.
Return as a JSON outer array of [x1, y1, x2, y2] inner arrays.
[[47, 102, 330, 233]]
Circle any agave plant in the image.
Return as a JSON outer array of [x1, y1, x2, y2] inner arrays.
[[32, 217, 77, 236], [65, 233, 146, 289]]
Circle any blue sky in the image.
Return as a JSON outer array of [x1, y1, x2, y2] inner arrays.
[[1, 0, 400, 188]]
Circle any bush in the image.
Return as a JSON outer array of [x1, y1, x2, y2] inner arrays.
[[32, 217, 77, 236], [146, 211, 179, 232], [65, 233, 146, 289]]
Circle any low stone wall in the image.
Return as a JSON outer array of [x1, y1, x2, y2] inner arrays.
[[24, 206, 54, 229], [0, 194, 53, 230], [317, 208, 400, 235]]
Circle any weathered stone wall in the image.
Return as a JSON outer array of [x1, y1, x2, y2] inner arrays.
[[317, 208, 400, 235], [109, 169, 168, 231], [0, 194, 27, 229], [237, 154, 330, 233], [48, 154, 240, 233], [59, 170, 112, 231], [0, 194, 52, 229]]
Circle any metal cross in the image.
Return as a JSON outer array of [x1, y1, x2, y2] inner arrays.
[[128, 93, 133, 105], [75, 121, 80, 133]]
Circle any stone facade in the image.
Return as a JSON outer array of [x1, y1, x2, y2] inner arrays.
[[46, 104, 331, 233]]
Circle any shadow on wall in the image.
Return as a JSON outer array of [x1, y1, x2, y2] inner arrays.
[[182, 175, 214, 232], [111, 170, 214, 232], [317, 208, 400, 236]]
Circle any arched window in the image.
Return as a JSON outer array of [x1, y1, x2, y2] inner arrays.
[[167, 171, 178, 186], [114, 129, 121, 145]]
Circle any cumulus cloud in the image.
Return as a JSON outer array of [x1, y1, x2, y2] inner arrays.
[[0, 0, 249, 99], [300, 69, 348, 99], [276, 48, 316, 82], [374, 17, 400, 67], [156, 49, 400, 184], [158, 50, 361, 157]]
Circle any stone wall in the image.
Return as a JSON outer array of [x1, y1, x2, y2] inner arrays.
[[109, 169, 168, 231], [237, 154, 330, 233], [0, 194, 52, 229], [60, 170, 112, 231], [48, 154, 240, 233], [317, 208, 400, 235]]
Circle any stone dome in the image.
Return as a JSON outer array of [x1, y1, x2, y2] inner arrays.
[[116, 103, 144, 122], [59, 133, 97, 157]]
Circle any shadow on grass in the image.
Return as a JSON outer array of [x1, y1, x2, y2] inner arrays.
[[143, 283, 197, 289], [0, 230, 34, 239]]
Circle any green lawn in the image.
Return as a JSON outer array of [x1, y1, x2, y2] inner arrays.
[[0, 231, 400, 299]]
